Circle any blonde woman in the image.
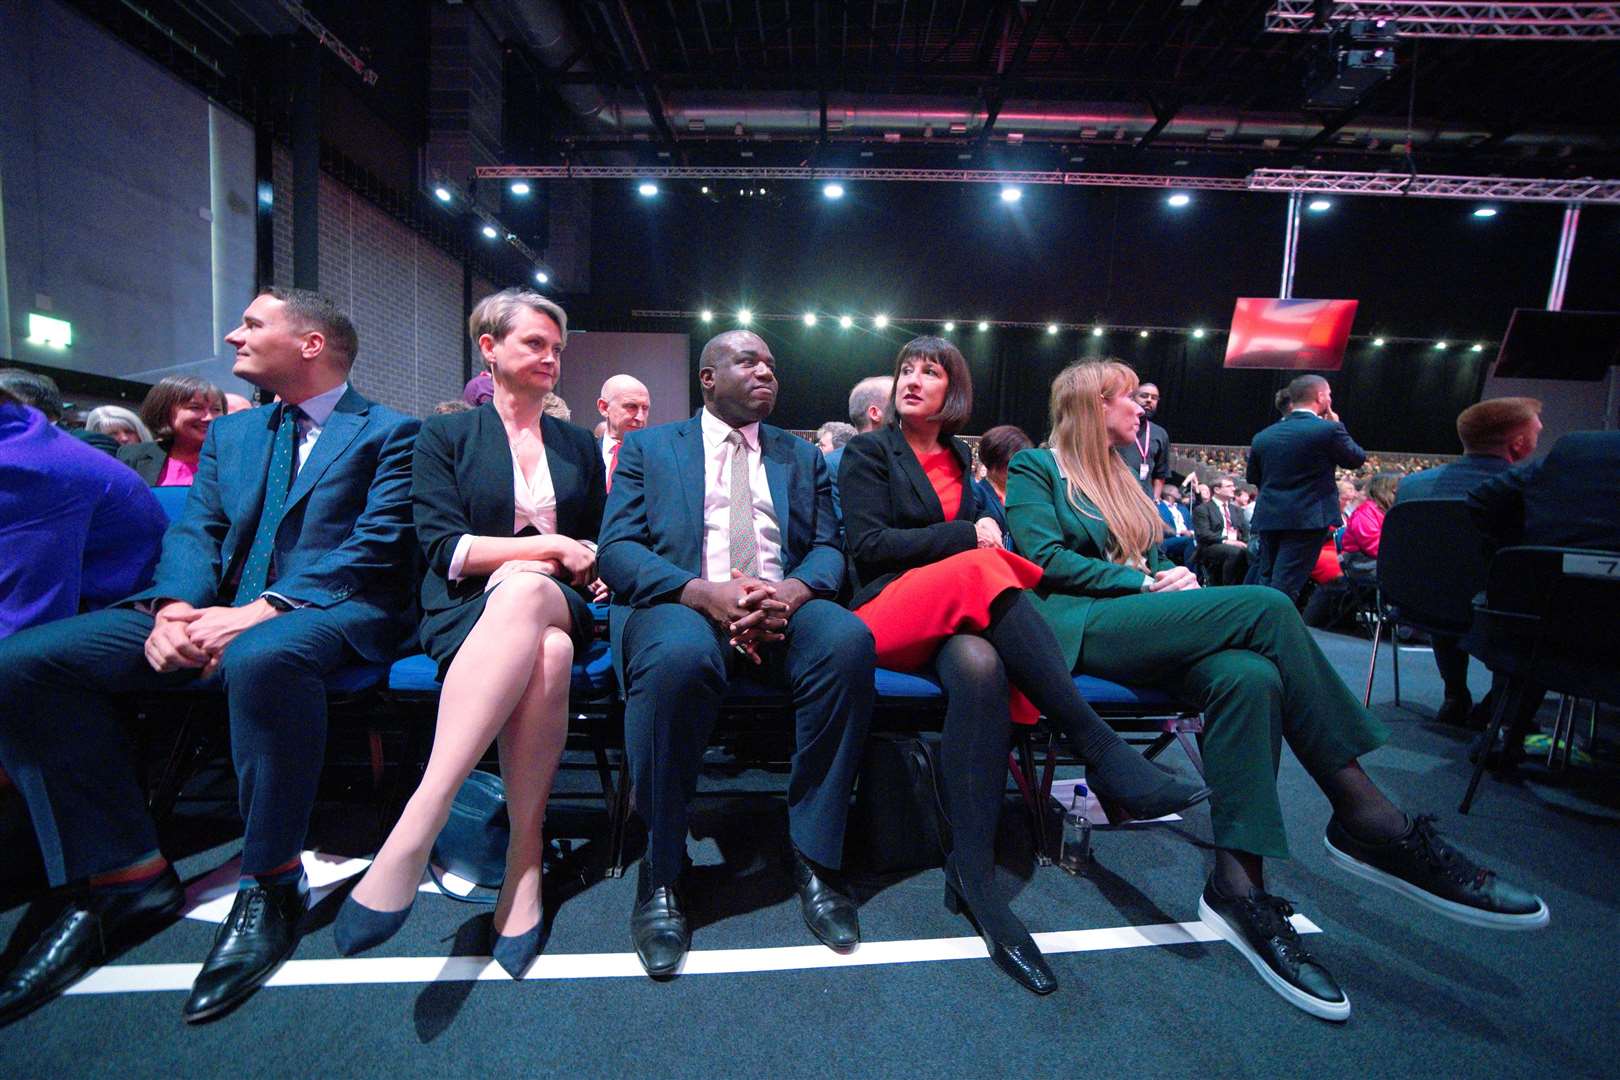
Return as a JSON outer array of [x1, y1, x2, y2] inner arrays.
[[1005, 360, 1547, 1021]]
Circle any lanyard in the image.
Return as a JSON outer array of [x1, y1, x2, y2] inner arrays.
[[1134, 421, 1151, 462]]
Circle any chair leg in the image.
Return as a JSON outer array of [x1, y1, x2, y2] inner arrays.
[[1175, 726, 1206, 778], [1390, 620, 1401, 708], [1142, 732, 1175, 762], [1363, 614, 1384, 707], [1461, 679, 1521, 814]]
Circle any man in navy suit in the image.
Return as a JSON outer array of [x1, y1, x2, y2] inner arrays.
[[1397, 397, 1543, 725], [1246, 374, 1367, 602], [598, 329, 875, 977], [825, 373, 891, 520], [0, 288, 418, 1025]]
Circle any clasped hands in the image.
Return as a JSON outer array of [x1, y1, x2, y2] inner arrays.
[[1144, 565, 1200, 592], [683, 571, 813, 665], [485, 535, 599, 595], [144, 598, 280, 677]]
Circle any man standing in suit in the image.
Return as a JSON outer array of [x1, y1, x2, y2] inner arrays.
[[1193, 474, 1251, 585], [1115, 380, 1171, 500], [1397, 397, 1542, 726], [596, 374, 651, 492], [1247, 374, 1366, 601], [826, 373, 892, 519], [598, 330, 875, 977], [0, 288, 418, 1025]]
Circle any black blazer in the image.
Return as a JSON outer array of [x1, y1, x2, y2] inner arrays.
[[839, 426, 984, 609], [1246, 411, 1366, 532], [412, 404, 606, 649], [116, 440, 170, 485], [1468, 431, 1620, 553], [1192, 498, 1249, 548]]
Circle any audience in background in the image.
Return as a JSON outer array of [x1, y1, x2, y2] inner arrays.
[[1339, 472, 1399, 583], [118, 375, 225, 487], [432, 399, 472, 415], [1157, 484, 1197, 565], [463, 370, 494, 406], [1193, 473, 1251, 586], [1397, 397, 1543, 727], [0, 387, 167, 640], [825, 374, 893, 518], [0, 369, 118, 455], [973, 424, 1033, 553], [541, 392, 571, 421], [1114, 380, 1171, 499], [815, 421, 857, 454], [596, 374, 652, 493], [83, 405, 154, 447], [223, 392, 254, 415]]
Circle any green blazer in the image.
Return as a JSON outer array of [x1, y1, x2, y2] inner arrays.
[[1004, 448, 1169, 668]]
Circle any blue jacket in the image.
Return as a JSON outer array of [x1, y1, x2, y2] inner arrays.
[[1246, 410, 1367, 531], [1396, 453, 1512, 503], [597, 411, 846, 681], [126, 387, 420, 662], [1468, 431, 1620, 552]]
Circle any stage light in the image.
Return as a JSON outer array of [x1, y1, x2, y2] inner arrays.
[[1139, 330, 1149, 339], [1167, 193, 1191, 208], [802, 312, 817, 326], [1000, 186, 1023, 204], [509, 181, 531, 196], [1307, 199, 1332, 212], [1472, 206, 1498, 218], [1092, 326, 1104, 337], [534, 271, 549, 285], [701, 186, 710, 194], [699, 309, 714, 323], [737, 309, 753, 326], [433, 186, 452, 203], [1435, 340, 1449, 349], [943, 322, 956, 333], [1471, 343, 1485, 352], [481, 225, 499, 239], [823, 182, 845, 200], [638, 182, 659, 197], [977, 321, 990, 332], [839, 315, 853, 329], [874, 314, 890, 329], [1372, 337, 1385, 347], [1046, 323, 1059, 335], [1192, 327, 1206, 338]]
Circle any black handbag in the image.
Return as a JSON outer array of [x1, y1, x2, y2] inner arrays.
[[430, 770, 509, 900], [849, 733, 953, 874]]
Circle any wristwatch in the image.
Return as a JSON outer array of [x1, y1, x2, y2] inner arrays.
[[261, 593, 296, 612]]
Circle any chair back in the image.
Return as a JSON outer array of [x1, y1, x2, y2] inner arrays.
[[1479, 546, 1620, 660], [1376, 499, 1489, 634], [151, 484, 192, 524]]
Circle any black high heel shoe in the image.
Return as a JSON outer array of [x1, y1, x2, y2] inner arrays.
[[1088, 748, 1212, 825], [333, 888, 415, 956], [943, 861, 1057, 995]]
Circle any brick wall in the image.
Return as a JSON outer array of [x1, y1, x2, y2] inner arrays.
[[270, 145, 468, 417]]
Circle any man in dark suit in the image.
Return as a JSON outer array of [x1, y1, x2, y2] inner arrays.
[[1192, 474, 1251, 585], [1246, 374, 1367, 601], [598, 330, 875, 978], [825, 373, 891, 519], [0, 288, 418, 1025], [1397, 397, 1543, 725], [1156, 484, 1196, 565], [595, 373, 651, 492], [1115, 381, 1171, 500]]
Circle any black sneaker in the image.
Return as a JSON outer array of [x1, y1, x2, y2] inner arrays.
[[1324, 815, 1549, 930], [1198, 878, 1350, 1022]]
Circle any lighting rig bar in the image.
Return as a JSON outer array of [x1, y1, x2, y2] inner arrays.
[[1265, 2, 1620, 40], [279, 1, 380, 84], [477, 165, 1620, 204]]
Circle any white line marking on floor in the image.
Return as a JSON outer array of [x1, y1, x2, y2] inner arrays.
[[62, 916, 1320, 993]]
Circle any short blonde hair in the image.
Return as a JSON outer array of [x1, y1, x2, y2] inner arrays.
[[468, 288, 569, 350]]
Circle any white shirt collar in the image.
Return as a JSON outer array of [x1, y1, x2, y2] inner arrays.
[[700, 406, 760, 453], [1289, 408, 1318, 418], [287, 382, 349, 427]]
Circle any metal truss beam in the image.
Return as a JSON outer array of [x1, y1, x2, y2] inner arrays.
[[476, 164, 1620, 203], [1265, 2, 1620, 40], [278, 1, 379, 84]]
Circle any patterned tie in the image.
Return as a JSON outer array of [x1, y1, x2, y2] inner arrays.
[[725, 429, 758, 576], [606, 439, 621, 493], [235, 404, 301, 604]]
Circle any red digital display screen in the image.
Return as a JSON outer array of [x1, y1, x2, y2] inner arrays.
[[1223, 298, 1360, 371]]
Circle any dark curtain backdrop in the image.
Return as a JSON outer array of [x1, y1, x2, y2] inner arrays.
[[574, 183, 1615, 452]]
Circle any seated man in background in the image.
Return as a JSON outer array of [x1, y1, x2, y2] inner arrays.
[[0, 386, 168, 640], [1157, 484, 1197, 566], [826, 373, 893, 519], [1397, 397, 1542, 725], [1193, 474, 1251, 585], [815, 420, 857, 455], [0, 288, 419, 1026], [597, 373, 652, 492], [0, 368, 118, 456]]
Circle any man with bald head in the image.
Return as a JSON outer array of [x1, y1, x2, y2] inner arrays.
[[826, 373, 893, 518], [599, 330, 874, 978], [596, 374, 651, 491]]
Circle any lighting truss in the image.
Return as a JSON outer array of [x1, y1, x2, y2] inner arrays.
[[477, 164, 1620, 204], [279, 1, 380, 84], [629, 310, 1228, 334], [1265, 2, 1620, 40]]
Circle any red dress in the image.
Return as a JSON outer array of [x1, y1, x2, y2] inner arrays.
[[854, 448, 1045, 724]]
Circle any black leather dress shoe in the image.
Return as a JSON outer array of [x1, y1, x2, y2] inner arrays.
[[182, 879, 306, 1024], [0, 867, 184, 1027], [1435, 693, 1473, 728], [630, 860, 689, 978], [790, 849, 859, 951]]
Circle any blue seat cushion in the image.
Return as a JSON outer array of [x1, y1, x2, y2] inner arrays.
[[1073, 675, 1179, 708], [874, 667, 944, 699], [387, 639, 616, 697]]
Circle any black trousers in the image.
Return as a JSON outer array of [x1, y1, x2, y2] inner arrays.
[[0, 605, 353, 884], [1254, 529, 1327, 602], [1198, 542, 1250, 587], [620, 599, 874, 884]]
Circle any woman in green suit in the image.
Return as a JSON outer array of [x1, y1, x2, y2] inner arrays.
[[1004, 359, 1548, 1022]]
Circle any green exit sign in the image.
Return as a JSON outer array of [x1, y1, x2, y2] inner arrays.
[[27, 312, 72, 350]]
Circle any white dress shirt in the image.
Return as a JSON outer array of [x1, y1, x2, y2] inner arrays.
[[700, 406, 783, 583], [601, 434, 621, 472], [288, 381, 349, 472], [446, 427, 559, 581]]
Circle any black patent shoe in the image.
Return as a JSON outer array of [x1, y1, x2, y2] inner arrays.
[[790, 849, 860, 951], [630, 859, 689, 978], [1091, 771, 1212, 826], [1198, 877, 1349, 1022], [182, 878, 306, 1024], [0, 867, 184, 1027], [943, 861, 1056, 996]]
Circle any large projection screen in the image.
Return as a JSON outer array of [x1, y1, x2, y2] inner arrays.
[[0, 0, 257, 395]]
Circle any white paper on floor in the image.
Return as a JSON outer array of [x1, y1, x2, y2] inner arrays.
[[1047, 779, 1182, 825], [181, 851, 478, 923]]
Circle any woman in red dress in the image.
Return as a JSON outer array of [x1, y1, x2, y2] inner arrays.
[[839, 336, 1208, 995]]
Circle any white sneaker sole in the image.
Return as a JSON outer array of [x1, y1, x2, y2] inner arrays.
[[1322, 835, 1551, 931], [1198, 895, 1351, 1023]]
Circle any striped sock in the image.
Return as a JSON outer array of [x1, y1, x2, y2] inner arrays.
[[89, 853, 169, 895], [240, 857, 305, 891]]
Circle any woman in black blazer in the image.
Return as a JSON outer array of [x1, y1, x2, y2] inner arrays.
[[839, 336, 1207, 995], [336, 290, 603, 977]]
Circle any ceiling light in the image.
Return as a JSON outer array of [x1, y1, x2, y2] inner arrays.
[[1192, 327, 1205, 338], [1000, 186, 1023, 203], [701, 185, 710, 194], [1046, 323, 1059, 335], [1092, 326, 1104, 337], [737, 309, 753, 326], [1372, 337, 1385, 347], [1472, 206, 1498, 218], [1471, 343, 1485, 352], [874, 314, 889, 329], [638, 182, 659, 197], [699, 309, 714, 323], [481, 225, 498, 239], [943, 321, 956, 333], [1307, 198, 1332, 212], [1435, 340, 1449, 349], [534, 271, 549, 285], [1167, 193, 1191, 208], [802, 312, 817, 326], [1139, 330, 1149, 339], [839, 315, 853, 329], [509, 181, 531, 196], [433, 186, 452, 202], [978, 321, 990, 332], [822, 182, 845, 200]]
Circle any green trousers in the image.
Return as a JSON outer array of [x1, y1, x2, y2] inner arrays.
[[1077, 585, 1388, 859]]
